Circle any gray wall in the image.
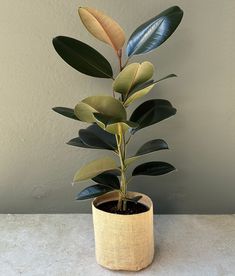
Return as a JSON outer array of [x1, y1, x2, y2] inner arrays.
[[0, 0, 234, 213]]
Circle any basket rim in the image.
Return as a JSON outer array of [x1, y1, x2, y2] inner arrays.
[[92, 191, 153, 217]]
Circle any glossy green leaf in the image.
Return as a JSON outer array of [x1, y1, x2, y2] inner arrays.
[[85, 124, 117, 149], [136, 139, 169, 155], [73, 157, 118, 182], [52, 36, 113, 78], [113, 62, 154, 95], [76, 184, 113, 200], [79, 128, 115, 150], [75, 95, 126, 123], [130, 99, 176, 134], [92, 172, 120, 189], [52, 107, 79, 120], [126, 6, 183, 57], [132, 161, 175, 176], [94, 113, 138, 135]]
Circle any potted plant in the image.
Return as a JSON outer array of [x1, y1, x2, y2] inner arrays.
[[52, 5, 183, 271]]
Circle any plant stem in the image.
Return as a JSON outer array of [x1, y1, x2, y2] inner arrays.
[[116, 133, 127, 211], [122, 57, 130, 68], [117, 49, 123, 72], [115, 49, 129, 212], [126, 134, 132, 145]]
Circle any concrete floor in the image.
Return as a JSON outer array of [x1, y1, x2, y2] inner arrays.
[[0, 214, 234, 276]]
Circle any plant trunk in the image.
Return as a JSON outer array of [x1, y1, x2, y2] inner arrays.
[[116, 133, 127, 212]]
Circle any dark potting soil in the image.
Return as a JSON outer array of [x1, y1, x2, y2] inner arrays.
[[97, 200, 149, 215]]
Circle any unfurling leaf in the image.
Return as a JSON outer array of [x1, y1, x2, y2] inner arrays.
[[52, 36, 113, 78], [132, 161, 175, 176], [113, 62, 154, 96], [74, 95, 126, 123], [76, 184, 113, 200], [73, 157, 118, 182], [78, 7, 125, 52], [126, 6, 183, 57], [130, 99, 176, 134]]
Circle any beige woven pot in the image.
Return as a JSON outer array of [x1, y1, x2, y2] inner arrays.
[[92, 191, 154, 271]]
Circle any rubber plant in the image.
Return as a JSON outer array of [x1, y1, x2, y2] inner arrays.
[[52, 6, 183, 212]]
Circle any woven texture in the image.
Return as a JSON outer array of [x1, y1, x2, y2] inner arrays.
[[92, 191, 154, 271]]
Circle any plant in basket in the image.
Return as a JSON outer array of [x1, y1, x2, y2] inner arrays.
[[52, 5, 183, 271]]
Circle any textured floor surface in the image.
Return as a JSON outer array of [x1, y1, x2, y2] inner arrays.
[[0, 214, 235, 276]]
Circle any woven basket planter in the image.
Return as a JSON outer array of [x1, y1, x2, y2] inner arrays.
[[92, 191, 154, 271]]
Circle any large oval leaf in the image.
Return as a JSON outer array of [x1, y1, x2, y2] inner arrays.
[[78, 7, 125, 52], [52, 107, 79, 120], [73, 157, 118, 182], [126, 6, 183, 57], [132, 161, 175, 176], [75, 95, 126, 123], [113, 62, 154, 96], [76, 184, 113, 200], [125, 139, 169, 166], [67, 135, 116, 151], [52, 36, 113, 78], [79, 128, 116, 150], [92, 172, 120, 189], [130, 99, 176, 134], [86, 124, 117, 149]]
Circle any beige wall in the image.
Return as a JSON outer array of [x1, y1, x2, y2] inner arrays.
[[0, 0, 234, 213]]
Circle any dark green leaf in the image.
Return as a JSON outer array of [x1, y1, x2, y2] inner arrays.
[[67, 124, 117, 150], [87, 124, 117, 149], [126, 6, 183, 57], [67, 137, 91, 148], [92, 172, 120, 189], [130, 99, 176, 134], [52, 107, 79, 120], [132, 161, 175, 176], [52, 36, 113, 78], [79, 129, 115, 151], [76, 184, 113, 200], [136, 139, 169, 156]]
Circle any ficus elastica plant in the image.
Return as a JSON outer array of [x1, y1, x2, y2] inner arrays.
[[52, 6, 183, 211]]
